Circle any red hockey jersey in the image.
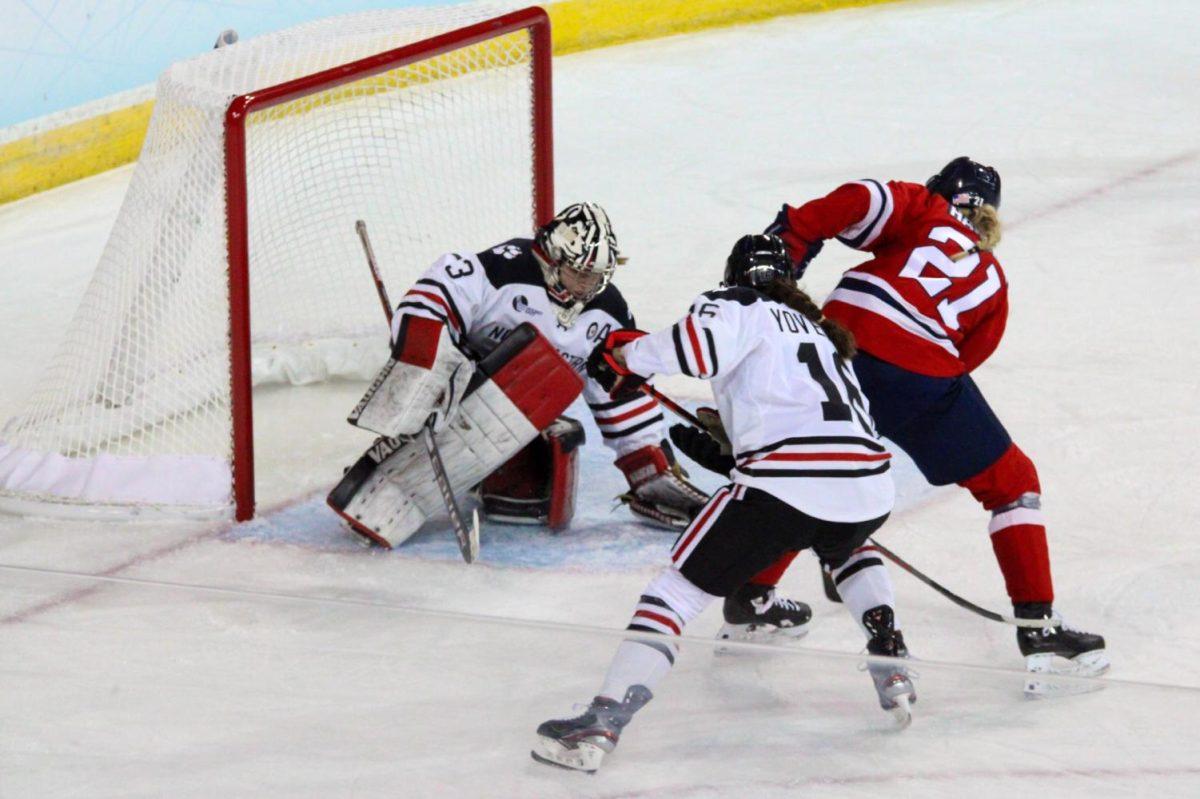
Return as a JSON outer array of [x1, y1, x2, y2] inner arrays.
[[780, 180, 1007, 377]]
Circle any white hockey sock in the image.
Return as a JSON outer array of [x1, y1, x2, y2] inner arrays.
[[598, 567, 715, 700], [829, 548, 898, 639]]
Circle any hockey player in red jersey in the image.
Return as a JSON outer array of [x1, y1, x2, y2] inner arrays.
[[531, 235, 915, 773], [756, 157, 1107, 678]]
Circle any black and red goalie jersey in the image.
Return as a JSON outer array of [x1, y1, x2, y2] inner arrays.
[[774, 179, 1007, 377]]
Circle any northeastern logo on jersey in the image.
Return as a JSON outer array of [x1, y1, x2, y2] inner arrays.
[[512, 294, 542, 317]]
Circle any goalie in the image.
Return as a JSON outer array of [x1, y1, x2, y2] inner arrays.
[[327, 203, 708, 550]]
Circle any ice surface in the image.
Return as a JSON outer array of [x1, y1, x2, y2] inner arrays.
[[2, 0, 1199, 795], [3, 566, 1199, 799]]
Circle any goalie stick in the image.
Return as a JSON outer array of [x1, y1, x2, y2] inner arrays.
[[645, 383, 1059, 629], [356, 219, 395, 329], [355, 219, 482, 564], [422, 415, 481, 563]]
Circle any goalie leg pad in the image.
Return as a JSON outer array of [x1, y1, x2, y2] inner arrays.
[[329, 324, 583, 548], [479, 416, 585, 529], [327, 436, 429, 548]]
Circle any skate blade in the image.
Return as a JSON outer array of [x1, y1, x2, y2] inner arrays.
[[887, 694, 913, 730], [713, 621, 811, 654], [1023, 650, 1110, 697], [530, 737, 604, 773]]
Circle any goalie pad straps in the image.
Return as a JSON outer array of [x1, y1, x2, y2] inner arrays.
[[347, 315, 473, 437], [329, 324, 584, 548]]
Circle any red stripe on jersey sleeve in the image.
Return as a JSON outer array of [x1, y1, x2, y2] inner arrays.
[[594, 399, 658, 426], [406, 289, 460, 331], [685, 316, 707, 376]]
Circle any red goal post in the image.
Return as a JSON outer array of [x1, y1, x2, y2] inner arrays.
[[224, 8, 554, 520]]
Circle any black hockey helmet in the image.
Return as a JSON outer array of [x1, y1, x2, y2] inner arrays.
[[722, 234, 793, 290], [925, 157, 1001, 210]]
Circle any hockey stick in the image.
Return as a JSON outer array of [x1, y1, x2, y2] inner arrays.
[[644, 383, 1056, 629], [355, 220, 481, 564], [356, 219, 395, 330], [861, 540, 1057, 628], [639, 384, 704, 429], [422, 415, 481, 564]]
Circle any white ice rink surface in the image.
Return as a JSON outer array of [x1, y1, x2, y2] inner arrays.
[[2, 0, 1200, 796]]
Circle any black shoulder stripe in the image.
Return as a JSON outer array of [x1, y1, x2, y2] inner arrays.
[[672, 323, 693, 377], [394, 301, 449, 326], [415, 278, 465, 332], [703, 326, 719, 377]]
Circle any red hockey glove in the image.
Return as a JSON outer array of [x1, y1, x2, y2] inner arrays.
[[586, 329, 650, 398], [615, 444, 709, 530]]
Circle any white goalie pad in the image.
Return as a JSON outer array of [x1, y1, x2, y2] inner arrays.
[[348, 315, 473, 438], [328, 322, 586, 549], [330, 379, 541, 548]]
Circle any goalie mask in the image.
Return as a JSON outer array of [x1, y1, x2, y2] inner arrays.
[[534, 202, 622, 326]]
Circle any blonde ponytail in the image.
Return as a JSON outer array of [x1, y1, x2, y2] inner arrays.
[[965, 204, 1002, 252]]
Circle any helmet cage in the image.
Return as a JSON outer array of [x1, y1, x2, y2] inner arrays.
[[534, 202, 621, 325]]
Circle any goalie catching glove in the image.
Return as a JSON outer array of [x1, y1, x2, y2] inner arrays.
[[615, 443, 708, 530]]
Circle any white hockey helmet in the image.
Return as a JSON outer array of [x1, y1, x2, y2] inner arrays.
[[534, 202, 622, 326]]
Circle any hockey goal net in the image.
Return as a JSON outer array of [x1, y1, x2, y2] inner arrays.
[[0, 4, 553, 521]]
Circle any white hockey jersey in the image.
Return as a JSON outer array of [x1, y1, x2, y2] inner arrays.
[[622, 287, 895, 522], [390, 238, 664, 456]]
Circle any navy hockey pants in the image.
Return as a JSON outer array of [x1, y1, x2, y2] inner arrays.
[[852, 351, 1012, 486]]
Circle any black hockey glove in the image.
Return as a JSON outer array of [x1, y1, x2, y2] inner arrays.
[[766, 204, 824, 280], [586, 329, 650, 399], [669, 423, 735, 476]]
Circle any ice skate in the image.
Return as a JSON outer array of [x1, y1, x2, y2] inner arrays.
[[716, 584, 812, 646], [862, 606, 916, 728], [531, 686, 652, 773], [1015, 602, 1108, 695]]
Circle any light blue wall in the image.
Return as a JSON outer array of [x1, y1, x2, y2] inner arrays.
[[1, 0, 460, 128]]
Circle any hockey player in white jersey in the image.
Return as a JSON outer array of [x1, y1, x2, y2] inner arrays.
[[531, 235, 916, 773], [327, 202, 711, 548]]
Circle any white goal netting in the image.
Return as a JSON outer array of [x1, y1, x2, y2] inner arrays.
[[0, 2, 545, 518]]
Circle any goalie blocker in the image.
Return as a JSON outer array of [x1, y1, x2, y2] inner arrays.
[[328, 323, 584, 548]]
